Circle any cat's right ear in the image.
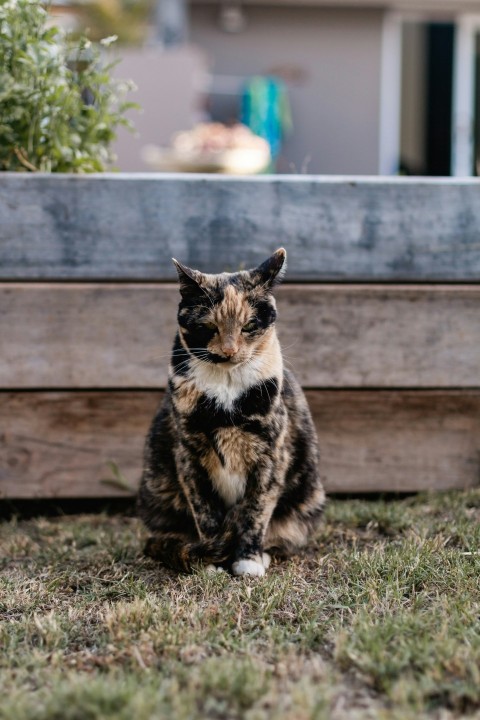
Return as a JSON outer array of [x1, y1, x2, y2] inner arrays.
[[249, 248, 287, 290], [172, 258, 203, 297]]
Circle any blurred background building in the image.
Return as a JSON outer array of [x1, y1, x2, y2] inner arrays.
[[51, 0, 480, 175]]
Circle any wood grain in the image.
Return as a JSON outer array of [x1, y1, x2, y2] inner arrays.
[[2, 283, 480, 388], [2, 174, 480, 280], [1, 391, 479, 498]]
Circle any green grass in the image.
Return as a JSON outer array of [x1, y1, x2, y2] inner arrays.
[[1, 490, 479, 719]]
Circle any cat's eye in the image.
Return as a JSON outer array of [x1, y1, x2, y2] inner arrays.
[[203, 321, 217, 331], [242, 320, 257, 333]]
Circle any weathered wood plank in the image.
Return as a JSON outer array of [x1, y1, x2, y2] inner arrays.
[[1, 391, 479, 497], [1, 174, 480, 280], [2, 283, 480, 388], [0, 392, 150, 499]]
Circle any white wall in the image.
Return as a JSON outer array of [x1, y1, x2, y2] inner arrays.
[[190, 5, 384, 174], [111, 46, 208, 172]]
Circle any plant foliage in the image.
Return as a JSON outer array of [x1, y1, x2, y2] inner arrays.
[[0, 0, 137, 172]]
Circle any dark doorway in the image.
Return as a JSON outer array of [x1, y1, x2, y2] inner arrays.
[[425, 23, 454, 175], [400, 21, 454, 176]]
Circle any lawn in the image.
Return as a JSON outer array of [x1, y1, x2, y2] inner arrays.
[[1, 490, 479, 720]]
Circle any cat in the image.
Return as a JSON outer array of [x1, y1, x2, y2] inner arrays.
[[137, 248, 325, 576]]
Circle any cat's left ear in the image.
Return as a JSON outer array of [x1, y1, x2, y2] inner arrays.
[[250, 248, 287, 289], [172, 258, 203, 297]]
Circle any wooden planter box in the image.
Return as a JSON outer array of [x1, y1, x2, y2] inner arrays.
[[1, 174, 480, 498]]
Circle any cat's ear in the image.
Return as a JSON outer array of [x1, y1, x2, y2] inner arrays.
[[172, 258, 203, 297], [250, 248, 287, 289]]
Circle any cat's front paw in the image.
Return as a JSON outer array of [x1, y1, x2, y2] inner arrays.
[[232, 559, 266, 577]]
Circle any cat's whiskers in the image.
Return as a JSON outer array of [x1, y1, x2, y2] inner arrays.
[[241, 357, 274, 406], [170, 359, 192, 375], [170, 351, 212, 376], [149, 347, 211, 362], [280, 350, 300, 358], [255, 339, 299, 367], [261, 377, 272, 405], [281, 359, 297, 374], [185, 354, 209, 370], [278, 340, 300, 354], [279, 352, 300, 367]]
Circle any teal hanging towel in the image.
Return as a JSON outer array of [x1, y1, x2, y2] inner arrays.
[[241, 76, 293, 160]]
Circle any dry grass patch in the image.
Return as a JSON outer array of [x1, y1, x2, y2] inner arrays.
[[1, 491, 479, 719]]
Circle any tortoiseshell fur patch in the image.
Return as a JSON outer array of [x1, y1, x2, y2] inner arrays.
[[137, 249, 325, 576]]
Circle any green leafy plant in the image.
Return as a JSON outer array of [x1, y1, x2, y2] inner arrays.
[[0, 0, 137, 172]]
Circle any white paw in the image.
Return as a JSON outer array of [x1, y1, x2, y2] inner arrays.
[[232, 559, 266, 577], [205, 564, 225, 574], [262, 552, 271, 570]]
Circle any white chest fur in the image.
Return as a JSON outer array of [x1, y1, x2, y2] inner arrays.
[[210, 466, 246, 507], [190, 358, 262, 409], [189, 336, 283, 410]]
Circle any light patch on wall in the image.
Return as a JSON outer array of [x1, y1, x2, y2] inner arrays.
[[218, 1, 247, 33]]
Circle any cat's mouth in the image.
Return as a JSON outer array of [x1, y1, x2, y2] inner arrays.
[[219, 357, 244, 366], [207, 352, 233, 364], [201, 350, 243, 365], [211, 353, 247, 367], [195, 349, 248, 367], [224, 357, 243, 366]]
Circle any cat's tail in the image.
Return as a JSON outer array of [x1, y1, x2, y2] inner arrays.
[[143, 531, 235, 572]]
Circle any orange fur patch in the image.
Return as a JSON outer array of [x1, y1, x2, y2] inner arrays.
[[172, 379, 202, 414], [215, 427, 264, 470]]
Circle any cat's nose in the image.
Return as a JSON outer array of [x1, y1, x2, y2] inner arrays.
[[221, 342, 238, 357]]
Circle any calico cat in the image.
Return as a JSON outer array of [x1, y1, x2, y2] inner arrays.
[[137, 248, 325, 576]]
